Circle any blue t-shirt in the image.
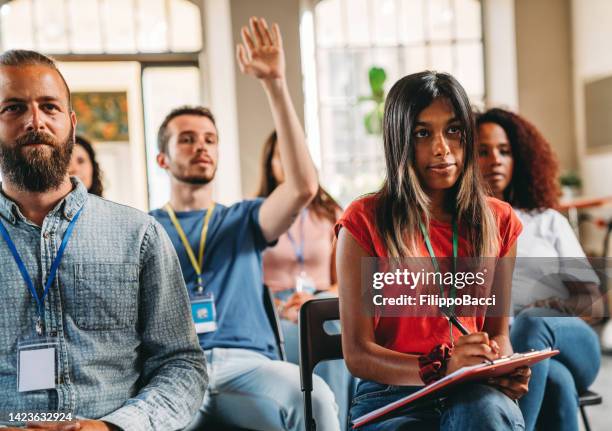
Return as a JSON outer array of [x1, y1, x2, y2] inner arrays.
[[150, 199, 278, 359]]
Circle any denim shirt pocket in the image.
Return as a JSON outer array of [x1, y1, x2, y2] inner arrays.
[[74, 263, 139, 330]]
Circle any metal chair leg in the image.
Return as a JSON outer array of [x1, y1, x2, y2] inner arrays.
[[304, 390, 316, 431], [580, 405, 591, 431]]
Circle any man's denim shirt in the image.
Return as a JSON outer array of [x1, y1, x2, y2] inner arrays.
[[0, 179, 207, 430]]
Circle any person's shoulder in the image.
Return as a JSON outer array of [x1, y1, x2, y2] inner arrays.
[[485, 196, 514, 218], [541, 208, 566, 222], [335, 194, 381, 254], [149, 207, 167, 219], [342, 193, 379, 220], [220, 198, 260, 217], [513, 207, 565, 229], [87, 194, 154, 227], [536, 208, 572, 233], [484, 197, 523, 257]]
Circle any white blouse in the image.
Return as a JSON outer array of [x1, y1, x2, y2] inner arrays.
[[511, 208, 600, 313]]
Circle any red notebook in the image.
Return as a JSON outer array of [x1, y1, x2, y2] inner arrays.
[[353, 348, 560, 429]]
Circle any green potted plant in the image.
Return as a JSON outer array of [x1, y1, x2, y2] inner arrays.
[[559, 171, 582, 201], [358, 66, 387, 135]]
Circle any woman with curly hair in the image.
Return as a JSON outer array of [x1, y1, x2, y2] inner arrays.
[[477, 108, 601, 431], [69, 135, 104, 196]]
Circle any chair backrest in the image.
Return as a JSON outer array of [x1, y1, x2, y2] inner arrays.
[[299, 297, 343, 392], [299, 297, 343, 431], [262, 285, 287, 361]]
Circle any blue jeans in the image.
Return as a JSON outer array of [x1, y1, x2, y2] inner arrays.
[[510, 308, 601, 431], [349, 380, 525, 430], [185, 348, 340, 431]]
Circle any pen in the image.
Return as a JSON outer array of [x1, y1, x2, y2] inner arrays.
[[447, 313, 470, 336], [440, 307, 470, 335], [441, 308, 495, 365]]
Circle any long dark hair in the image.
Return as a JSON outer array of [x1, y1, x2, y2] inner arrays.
[[75, 135, 104, 197], [257, 131, 341, 224], [476, 108, 560, 210], [376, 71, 498, 257]]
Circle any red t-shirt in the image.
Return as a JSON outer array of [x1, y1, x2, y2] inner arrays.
[[335, 194, 522, 355]]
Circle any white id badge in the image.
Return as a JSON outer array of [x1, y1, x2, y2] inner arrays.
[[191, 293, 217, 334], [17, 336, 59, 392], [295, 272, 316, 294]]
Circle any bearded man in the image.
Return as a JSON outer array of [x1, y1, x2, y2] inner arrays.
[[0, 50, 206, 431]]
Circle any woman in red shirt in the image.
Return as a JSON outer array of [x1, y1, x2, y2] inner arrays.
[[336, 71, 528, 430]]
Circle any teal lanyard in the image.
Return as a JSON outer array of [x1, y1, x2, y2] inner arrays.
[[418, 214, 459, 344]]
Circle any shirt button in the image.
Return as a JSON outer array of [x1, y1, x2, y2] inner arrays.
[[43, 232, 49, 239]]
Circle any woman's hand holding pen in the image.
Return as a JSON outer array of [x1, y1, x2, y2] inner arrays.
[[446, 332, 531, 400], [445, 332, 500, 375]]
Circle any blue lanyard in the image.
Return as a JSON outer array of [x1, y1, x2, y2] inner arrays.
[[0, 207, 83, 335], [287, 209, 307, 266]]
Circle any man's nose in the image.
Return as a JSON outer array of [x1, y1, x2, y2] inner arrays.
[[25, 106, 46, 132], [193, 136, 206, 151]]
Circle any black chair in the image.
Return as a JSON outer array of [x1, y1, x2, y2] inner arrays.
[[579, 389, 602, 431], [299, 297, 343, 431]]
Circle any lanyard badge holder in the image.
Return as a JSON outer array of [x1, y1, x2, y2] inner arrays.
[[0, 207, 82, 392], [418, 214, 460, 346], [165, 203, 217, 334], [16, 336, 60, 392], [287, 209, 316, 294]]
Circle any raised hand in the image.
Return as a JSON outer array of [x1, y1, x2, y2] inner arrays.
[[236, 17, 285, 81]]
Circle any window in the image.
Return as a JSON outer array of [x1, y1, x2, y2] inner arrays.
[[0, 0, 204, 210], [0, 0, 202, 54], [305, 0, 485, 206]]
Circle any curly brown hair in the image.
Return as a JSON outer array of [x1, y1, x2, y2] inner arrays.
[[476, 108, 560, 210]]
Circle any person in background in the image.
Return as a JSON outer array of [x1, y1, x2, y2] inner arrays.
[[478, 107, 602, 431], [68, 135, 104, 196], [337, 71, 527, 430], [259, 130, 354, 429], [0, 49, 206, 431], [151, 17, 339, 431]]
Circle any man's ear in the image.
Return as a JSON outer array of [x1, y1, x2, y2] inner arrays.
[[157, 152, 169, 169], [70, 111, 77, 139]]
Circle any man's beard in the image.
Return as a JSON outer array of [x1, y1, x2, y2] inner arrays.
[[169, 164, 216, 185], [0, 130, 74, 192]]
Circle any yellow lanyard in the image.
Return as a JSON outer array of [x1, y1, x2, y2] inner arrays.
[[164, 203, 216, 291]]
